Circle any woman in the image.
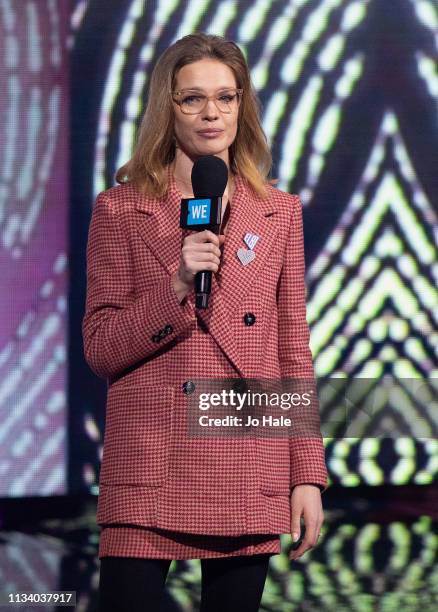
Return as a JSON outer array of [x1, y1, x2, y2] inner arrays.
[[82, 33, 328, 611]]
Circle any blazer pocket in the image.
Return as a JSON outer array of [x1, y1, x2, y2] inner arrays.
[[99, 384, 175, 487], [255, 437, 291, 496]]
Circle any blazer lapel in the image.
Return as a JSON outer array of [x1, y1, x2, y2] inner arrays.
[[134, 179, 183, 277], [133, 166, 279, 379], [217, 177, 279, 305]]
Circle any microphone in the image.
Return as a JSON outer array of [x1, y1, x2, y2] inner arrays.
[[179, 155, 228, 309]]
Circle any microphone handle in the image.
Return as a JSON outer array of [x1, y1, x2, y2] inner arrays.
[[194, 224, 220, 309], [194, 271, 211, 309]]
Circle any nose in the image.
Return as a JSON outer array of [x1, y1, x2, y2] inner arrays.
[[202, 98, 219, 119]]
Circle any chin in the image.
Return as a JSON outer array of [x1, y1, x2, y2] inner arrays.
[[197, 143, 229, 156]]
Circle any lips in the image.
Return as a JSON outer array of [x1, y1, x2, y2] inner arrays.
[[197, 129, 223, 134]]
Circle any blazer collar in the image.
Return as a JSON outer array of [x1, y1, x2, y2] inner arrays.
[[134, 165, 280, 378]]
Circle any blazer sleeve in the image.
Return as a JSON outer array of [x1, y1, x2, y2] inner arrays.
[[276, 194, 329, 494], [82, 192, 197, 380]]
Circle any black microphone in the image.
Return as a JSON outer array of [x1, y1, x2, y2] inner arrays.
[[179, 155, 228, 309]]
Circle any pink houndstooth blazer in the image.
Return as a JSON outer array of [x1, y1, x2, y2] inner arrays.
[[82, 166, 328, 540]]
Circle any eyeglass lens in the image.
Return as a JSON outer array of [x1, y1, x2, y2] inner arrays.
[[178, 91, 240, 114]]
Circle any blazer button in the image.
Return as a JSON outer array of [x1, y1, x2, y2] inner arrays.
[[151, 334, 161, 343], [232, 379, 248, 394], [158, 328, 167, 339], [243, 312, 256, 326], [164, 324, 173, 335], [182, 380, 196, 394]]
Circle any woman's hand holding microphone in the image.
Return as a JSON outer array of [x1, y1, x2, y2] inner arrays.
[[172, 230, 226, 303]]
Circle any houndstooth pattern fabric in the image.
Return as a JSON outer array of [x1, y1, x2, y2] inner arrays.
[[82, 166, 328, 561], [98, 525, 281, 560]]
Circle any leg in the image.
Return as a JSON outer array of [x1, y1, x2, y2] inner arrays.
[[200, 553, 271, 612], [98, 556, 172, 612]]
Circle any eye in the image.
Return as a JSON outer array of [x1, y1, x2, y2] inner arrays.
[[182, 95, 203, 105], [219, 94, 235, 103]]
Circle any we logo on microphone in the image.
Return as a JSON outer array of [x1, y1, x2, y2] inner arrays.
[[187, 199, 211, 225], [180, 196, 221, 230]]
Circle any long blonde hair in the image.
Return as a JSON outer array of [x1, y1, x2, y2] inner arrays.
[[115, 33, 274, 199]]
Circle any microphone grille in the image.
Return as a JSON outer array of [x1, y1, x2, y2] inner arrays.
[[191, 155, 229, 198]]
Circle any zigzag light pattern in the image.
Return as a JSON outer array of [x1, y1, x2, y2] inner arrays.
[[67, 0, 438, 490]]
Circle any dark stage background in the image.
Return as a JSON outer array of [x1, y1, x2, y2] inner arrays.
[[69, 0, 438, 498]]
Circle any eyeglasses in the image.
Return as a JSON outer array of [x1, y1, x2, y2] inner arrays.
[[172, 88, 243, 114]]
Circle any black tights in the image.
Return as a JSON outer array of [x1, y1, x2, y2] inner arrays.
[[98, 553, 272, 611]]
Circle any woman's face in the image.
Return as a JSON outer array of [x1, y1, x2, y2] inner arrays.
[[172, 59, 240, 164]]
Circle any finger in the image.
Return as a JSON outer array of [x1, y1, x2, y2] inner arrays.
[[289, 523, 317, 559], [289, 517, 319, 560], [189, 251, 221, 263], [190, 252, 220, 264], [304, 519, 319, 547], [290, 510, 302, 544], [189, 233, 220, 249], [185, 244, 222, 261], [289, 532, 311, 559], [289, 536, 313, 560], [190, 259, 221, 271], [289, 511, 324, 560], [315, 517, 324, 544], [190, 261, 219, 273], [187, 232, 224, 249], [199, 230, 220, 245], [195, 242, 222, 257]]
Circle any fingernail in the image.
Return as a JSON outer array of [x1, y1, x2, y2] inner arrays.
[[293, 532, 299, 542]]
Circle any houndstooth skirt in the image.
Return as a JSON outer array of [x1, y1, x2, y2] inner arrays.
[[98, 525, 281, 560]]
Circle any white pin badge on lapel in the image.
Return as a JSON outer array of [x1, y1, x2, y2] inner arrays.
[[237, 247, 256, 266], [244, 232, 260, 250], [236, 232, 261, 266]]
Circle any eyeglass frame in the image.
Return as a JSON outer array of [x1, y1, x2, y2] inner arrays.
[[171, 88, 244, 114]]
